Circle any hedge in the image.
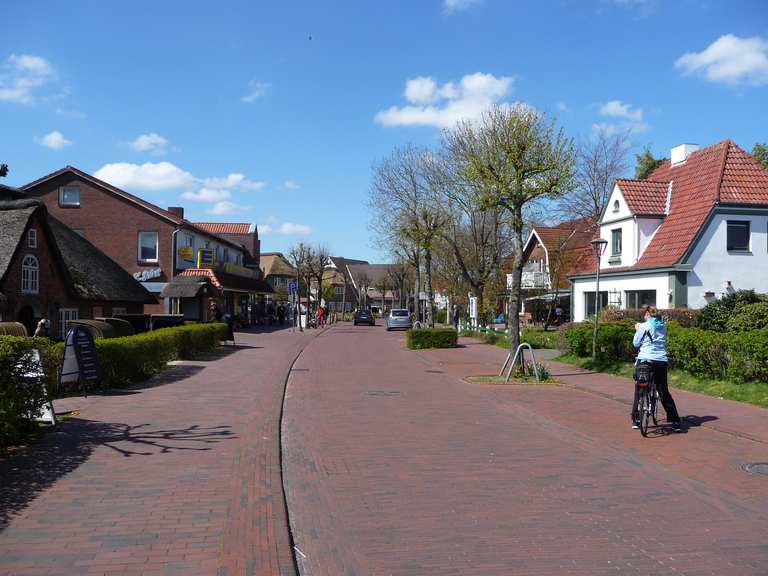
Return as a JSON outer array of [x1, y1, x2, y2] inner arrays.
[[95, 323, 228, 387], [406, 328, 458, 349], [0, 336, 62, 448], [563, 321, 768, 383], [602, 307, 700, 327], [1, 323, 228, 447]]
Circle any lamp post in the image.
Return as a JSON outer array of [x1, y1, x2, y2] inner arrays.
[[590, 238, 608, 363]]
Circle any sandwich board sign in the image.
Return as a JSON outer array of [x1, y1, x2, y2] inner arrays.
[[59, 325, 102, 394]]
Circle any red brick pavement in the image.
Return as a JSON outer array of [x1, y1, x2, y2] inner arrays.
[[1, 327, 313, 576], [282, 325, 768, 576]]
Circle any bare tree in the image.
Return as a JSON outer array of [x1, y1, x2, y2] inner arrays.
[[309, 244, 331, 313], [387, 261, 409, 308], [369, 145, 449, 327], [444, 104, 576, 354], [287, 242, 313, 331]]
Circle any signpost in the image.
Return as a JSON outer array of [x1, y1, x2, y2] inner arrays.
[[469, 296, 478, 329]]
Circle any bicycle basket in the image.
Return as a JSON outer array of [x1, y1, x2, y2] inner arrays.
[[634, 361, 653, 386]]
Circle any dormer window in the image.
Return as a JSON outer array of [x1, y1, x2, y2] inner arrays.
[[612, 200, 620, 212], [59, 186, 81, 208], [28, 228, 37, 248]]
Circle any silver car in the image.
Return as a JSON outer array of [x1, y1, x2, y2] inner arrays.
[[385, 308, 413, 331]]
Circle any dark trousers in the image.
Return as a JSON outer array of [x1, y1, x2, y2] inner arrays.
[[632, 360, 681, 423]]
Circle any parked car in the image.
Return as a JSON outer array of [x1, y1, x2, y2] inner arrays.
[[353, 309, 375, 326], [385, 308, 413, 331]]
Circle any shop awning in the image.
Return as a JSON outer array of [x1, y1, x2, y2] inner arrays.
[[174, 268, 274, 295], [161, 281, 214, 299]]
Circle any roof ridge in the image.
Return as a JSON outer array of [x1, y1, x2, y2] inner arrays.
[[713, 140, 731, 204]]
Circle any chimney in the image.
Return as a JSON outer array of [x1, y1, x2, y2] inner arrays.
[[670, 144, 699, 166], [167, 206, 184, 219]]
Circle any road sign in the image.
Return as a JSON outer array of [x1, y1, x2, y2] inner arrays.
[[288, 280, 298, 294]]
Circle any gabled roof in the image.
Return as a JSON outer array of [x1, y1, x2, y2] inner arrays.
[[0, 199, 154, 303], [346, 264, 397, 289], [176, 268, 273, 294], [193, 222, 255, 235], [22, 166, 244, 251], [522, 217, 596, 288], [572, 139, 768, 275], [614, 179, 668, 216], [260, 253, 297, 277]]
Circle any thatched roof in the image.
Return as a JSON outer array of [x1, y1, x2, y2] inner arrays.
[[0, 200, 39, 282], [261, 252, 297, 277], [47, 216, 156, 303]]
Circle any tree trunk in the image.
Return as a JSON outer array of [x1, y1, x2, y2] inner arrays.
[[510, 205, 524, 355], [424, 248, 434, 328], [414, 261, 421, 322]]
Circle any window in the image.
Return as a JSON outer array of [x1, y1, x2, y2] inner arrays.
[[112, 307, 127, 316], [625, 290, 656, 309], [59, 308, 79, 339], [58, 186, 81, 207], [613, 200, 620, 212], [584, 291, 608, 317], [28, 228, 37, 248], [611, 229, 622, 256], [335, 286, 344, 296], [223, 248, 229, 263], [184, 234, 194, 247], [726, 220, 750, 252], [21, 255, 39, 294], [138, 231, 159, 262]]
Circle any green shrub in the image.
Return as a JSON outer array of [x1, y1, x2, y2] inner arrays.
[[696, 290, 763, 331], [435, 309, 447, 324], [563, 322, 593, 357], [666, 327, 728, 380], [601, 307, 700, 327], [725, 302, 768, 332], [406, 328, 458, 349], [595, 320, 636, 362], [0, 336, 61, 448], [521, 327, 559, 349], [726, 329, 768, 383]]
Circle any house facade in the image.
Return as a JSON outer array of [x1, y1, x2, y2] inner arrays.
[[569, 140, 768, 321], [0, 196, 153, 338], [22, 166, 253, 313]]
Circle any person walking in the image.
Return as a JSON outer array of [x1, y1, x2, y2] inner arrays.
[[317, 305, 325, 328], [452, 305, 460, 331], [631, 305, 682, 432]]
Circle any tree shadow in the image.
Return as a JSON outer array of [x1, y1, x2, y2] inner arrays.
[[0, 418, 235, 532]]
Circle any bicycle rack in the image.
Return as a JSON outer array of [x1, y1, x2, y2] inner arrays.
[[500, 342, 540, 382]]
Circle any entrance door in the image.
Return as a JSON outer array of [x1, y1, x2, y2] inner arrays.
[[18, 305, 35, 336]]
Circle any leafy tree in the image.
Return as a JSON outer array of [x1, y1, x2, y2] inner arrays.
[[634, 145, 664, 179], [752, 143, 768, 171], [443, 104, 576, 353]]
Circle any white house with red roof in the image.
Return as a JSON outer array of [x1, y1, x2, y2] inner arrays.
[[569, 140, 768, 321]]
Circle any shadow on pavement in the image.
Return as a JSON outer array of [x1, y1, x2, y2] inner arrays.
[[0, 418, 235, 532], [683, 414, 719, 427]]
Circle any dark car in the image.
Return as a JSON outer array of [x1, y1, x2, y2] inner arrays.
[[353, 308, 375, 326]]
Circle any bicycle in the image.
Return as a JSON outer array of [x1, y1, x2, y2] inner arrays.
[[634, 360, 658, 437]]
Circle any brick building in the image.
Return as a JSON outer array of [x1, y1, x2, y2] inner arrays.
[[0, 193, 153, 338], [22, 166, 261, 314]]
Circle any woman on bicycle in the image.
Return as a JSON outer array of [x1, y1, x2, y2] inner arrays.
[[631, 305, 682, 432]]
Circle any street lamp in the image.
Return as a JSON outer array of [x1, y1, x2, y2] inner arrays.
[[590, 237, 608, 363]]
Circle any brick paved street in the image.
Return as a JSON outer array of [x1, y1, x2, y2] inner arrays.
[[1, 327, 312, 576], [283, 326, 768, 576]]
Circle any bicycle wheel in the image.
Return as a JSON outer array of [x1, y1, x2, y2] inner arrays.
[[651, 387, 659, 426], [639, 389, 651, 437]]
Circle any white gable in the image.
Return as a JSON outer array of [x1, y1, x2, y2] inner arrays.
[[601, 184, 633, 224]]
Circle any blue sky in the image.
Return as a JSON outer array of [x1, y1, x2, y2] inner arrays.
[[2, 0, 767, 261]]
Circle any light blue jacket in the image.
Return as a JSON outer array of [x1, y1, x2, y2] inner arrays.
[[633, 317, 668, 362]]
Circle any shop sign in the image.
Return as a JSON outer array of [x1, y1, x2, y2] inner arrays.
[[198, 248, 215, 268], [133, 268, 162, 281], [178, 246, 194, 261]]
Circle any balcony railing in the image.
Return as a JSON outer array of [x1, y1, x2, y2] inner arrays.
[[521, 271, 549, 289]]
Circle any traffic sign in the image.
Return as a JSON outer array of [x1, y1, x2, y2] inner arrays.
[[288, 280, 298, 294]]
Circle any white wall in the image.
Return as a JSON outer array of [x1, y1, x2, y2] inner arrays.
[[572, 273, 670, 322], [637, 218, 663, 260], [684, 212, 768, 308]]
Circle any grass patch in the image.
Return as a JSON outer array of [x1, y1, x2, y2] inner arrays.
[[460, 327, 559, 350], [554, 353, 768, 408], [465, 374, 559, 385]]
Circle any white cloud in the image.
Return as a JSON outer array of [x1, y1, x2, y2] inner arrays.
[[279, 222, 312, 235], [241, 80, 271, 103], [0, 53, 56, 104], [203, 173, 265, 191], [94, 161, 196, 191], [181, 188, 232, 202], [675, 34, 768, 86], [556, 101, 570, 113], [284, 180, 300, 190], [129, 133, 169, 154], [259, 224, 273, 234], [208, 201, 246, 215], [599, 100, 643, 122], [38, 130, 72, 150], [375, 72, 514, 129], [592, 100, 648, 136], [443, 0, 481, 14]]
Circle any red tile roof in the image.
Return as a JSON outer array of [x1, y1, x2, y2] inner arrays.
[[571, 140, 768, 275], [194, 222, 253, 235], [615, 179, 668, 215], [21, 166, 245, 250], [523, 217, 597, 287]]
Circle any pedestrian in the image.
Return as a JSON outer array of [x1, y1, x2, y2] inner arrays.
[[554, 303, 564, 326], [317, 305, 325, 328], [277, 304, 285, 325], [452, 305, 460, 331], [209, 300, 222, 322], [33, 318, 50, 338], [631, 305, 682, 432]]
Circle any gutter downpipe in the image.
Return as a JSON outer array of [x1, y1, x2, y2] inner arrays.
[[170, 227, 180, 314]]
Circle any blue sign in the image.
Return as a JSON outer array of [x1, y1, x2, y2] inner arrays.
[[288, 280, 298, 294]]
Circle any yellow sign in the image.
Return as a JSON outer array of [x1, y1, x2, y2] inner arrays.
[[178, 246, 194, 261], [197, 248, 215, 268]]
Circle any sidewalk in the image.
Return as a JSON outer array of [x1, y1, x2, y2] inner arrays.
[[0, 328, 312, 576], [422, 337, 768, 444]]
